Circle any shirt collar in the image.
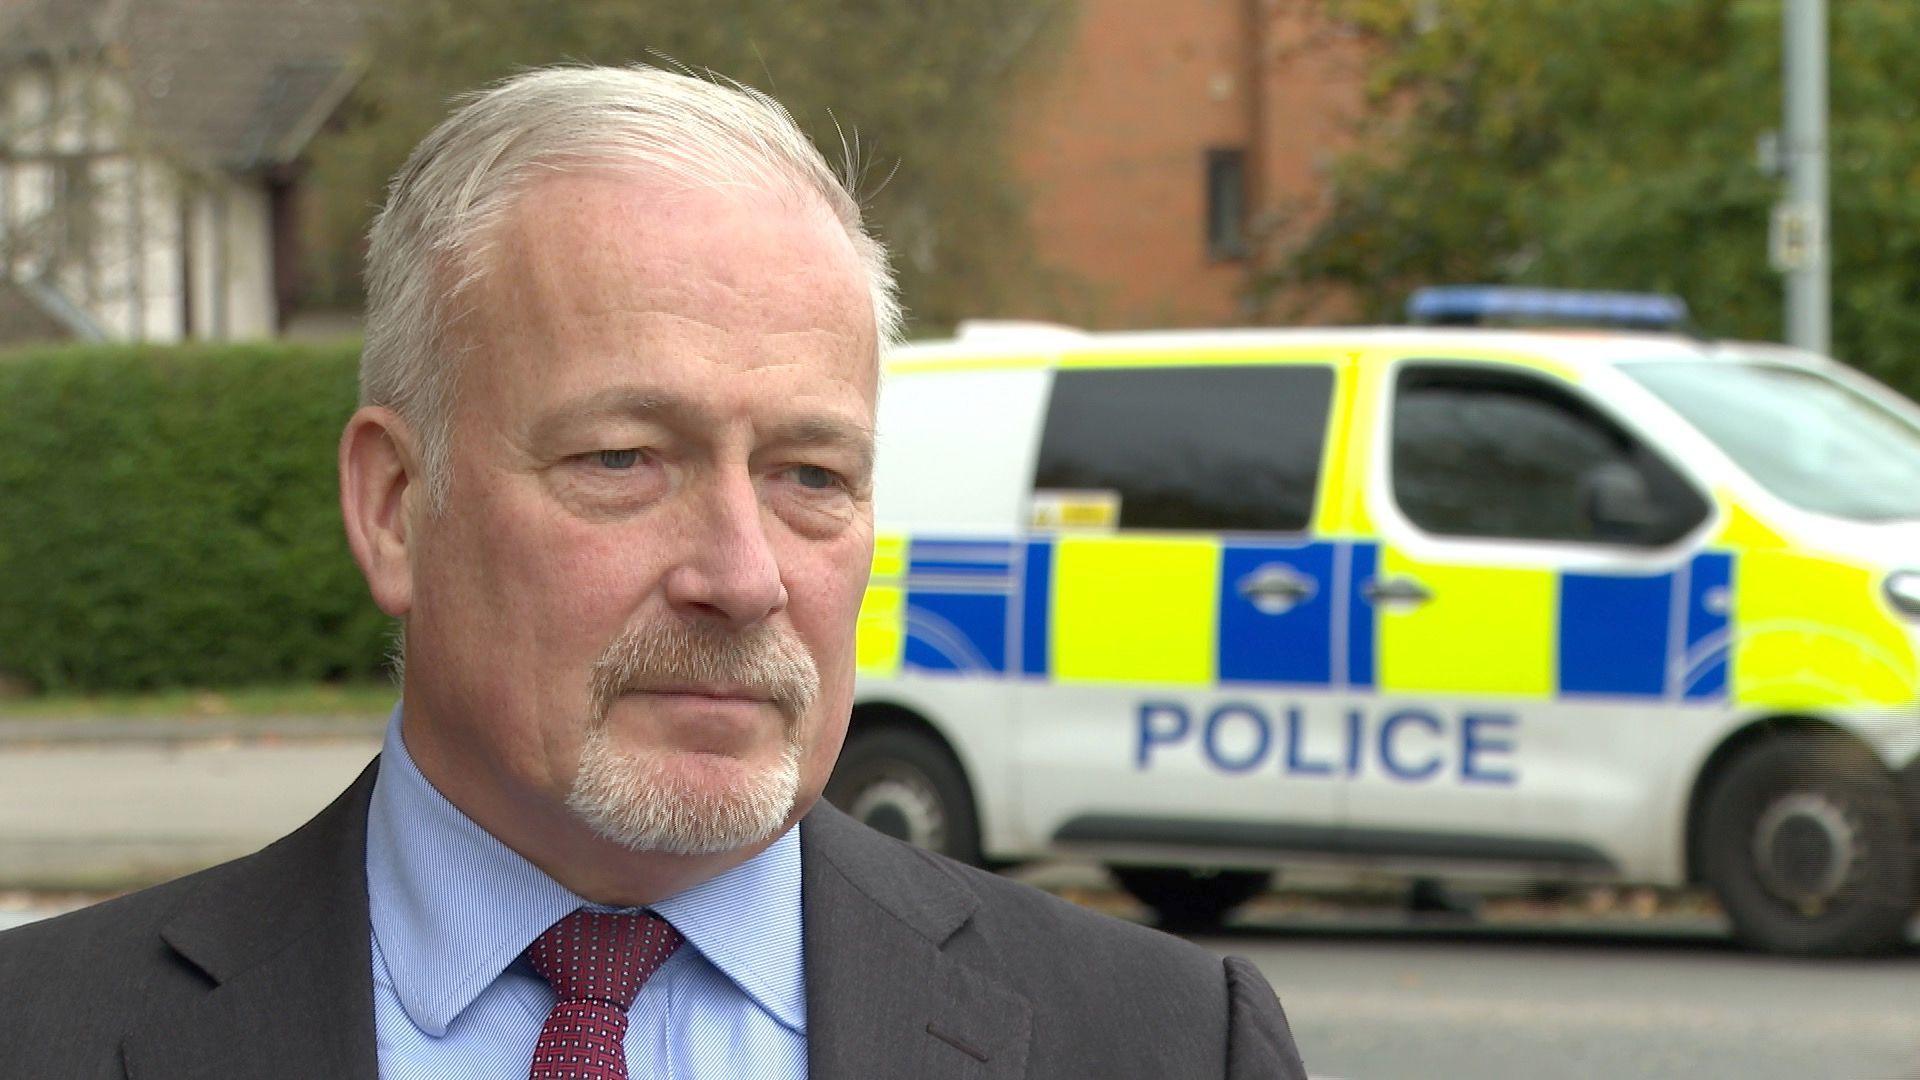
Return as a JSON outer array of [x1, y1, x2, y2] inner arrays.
[[650, 820, 805, 1032], [364, 706, 807, 1037]]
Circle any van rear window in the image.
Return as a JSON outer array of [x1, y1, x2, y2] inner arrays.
[[1033, 364, 1333, 533]]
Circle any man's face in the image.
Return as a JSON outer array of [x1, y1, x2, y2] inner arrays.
[[401, 170, 877, 858]]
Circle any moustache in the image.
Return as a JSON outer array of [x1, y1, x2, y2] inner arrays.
[[588, 618, 821, 723]]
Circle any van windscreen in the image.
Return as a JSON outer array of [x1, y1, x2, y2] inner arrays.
[[1626, 360, 1920, 522]]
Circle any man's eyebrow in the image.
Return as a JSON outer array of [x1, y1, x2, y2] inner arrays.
[[529, 388, 874, 469], [769, 416, 876, 474], [529, 388, 680, 444]]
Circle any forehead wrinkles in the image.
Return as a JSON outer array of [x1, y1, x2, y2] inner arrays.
[[436, 178, 877, 460], [472, 180, 866, 340]]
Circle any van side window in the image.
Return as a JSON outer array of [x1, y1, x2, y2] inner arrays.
[[1391, 364, 1707, 546], [1034, 365, 1333, 532]]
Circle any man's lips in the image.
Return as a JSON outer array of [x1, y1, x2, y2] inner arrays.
[[628, 684, 775, 706], [614, 685, 786, 748]]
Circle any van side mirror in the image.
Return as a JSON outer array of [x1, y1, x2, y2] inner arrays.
[[1581, 460, 1666, 543]]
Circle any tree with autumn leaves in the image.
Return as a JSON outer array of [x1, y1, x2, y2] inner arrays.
[[1265, 0, 1920, 390]]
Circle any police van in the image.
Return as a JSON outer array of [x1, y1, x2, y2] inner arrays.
[[824, 295, 1920, 955]]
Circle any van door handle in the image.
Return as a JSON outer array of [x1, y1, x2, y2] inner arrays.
[[1362, 577, 1432, 608], [1236, 564, 1317, 615]]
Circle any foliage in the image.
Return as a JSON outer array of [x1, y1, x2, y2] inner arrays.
[[1265, 0, 1920, 392], [0, 341, 391, 692], [303, 0, 1075, 334]]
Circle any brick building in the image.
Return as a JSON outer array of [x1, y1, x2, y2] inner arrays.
[[1007, 0, 1368, 328]]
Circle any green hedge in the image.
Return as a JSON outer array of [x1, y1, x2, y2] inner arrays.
[[0, 340, 392, 692]]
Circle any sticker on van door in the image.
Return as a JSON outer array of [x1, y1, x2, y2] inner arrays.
[[1030, 488, 1121, 530]]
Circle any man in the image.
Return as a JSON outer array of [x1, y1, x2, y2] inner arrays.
[[0, 66, 1308, 1078]]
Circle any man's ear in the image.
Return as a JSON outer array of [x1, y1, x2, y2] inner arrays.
[[339, 406, 422, 617]]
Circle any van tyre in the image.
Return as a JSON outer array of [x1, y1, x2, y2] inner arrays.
[[1700, 734, 1916, 956], [826, 726, 982, 866], [1110, 866, 1273, 930]]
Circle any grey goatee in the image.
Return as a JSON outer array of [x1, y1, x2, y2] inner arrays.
[[567, 618, 820, 855]]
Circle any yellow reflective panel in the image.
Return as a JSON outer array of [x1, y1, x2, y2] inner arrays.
[[1321, 352, 1387, 536], [1052, 536, 1218, 685], [872, 533, 907, 580], [856, 585, 905, 677], [1488, 351, 1581, 383], [856, 534, 908, 676], [885, 353, 1053, 375], [1713, 497, 1789, 551], [1057, 344, 1340, 369], [1375, 547, 1556, 698], [1733, 552, 1918, 707]]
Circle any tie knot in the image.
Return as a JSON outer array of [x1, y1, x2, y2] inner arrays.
[[525, 909, 683, 1009]]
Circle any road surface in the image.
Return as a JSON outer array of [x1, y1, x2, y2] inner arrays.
[[1209, 922, 1920, 1079], [0, 734, 379, 888]]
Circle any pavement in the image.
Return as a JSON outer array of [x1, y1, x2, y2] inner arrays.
[[0, 714, 382, 890]]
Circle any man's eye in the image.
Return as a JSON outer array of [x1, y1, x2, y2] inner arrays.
[[791, 465, 841, 490], [596, 449, 642, 470]]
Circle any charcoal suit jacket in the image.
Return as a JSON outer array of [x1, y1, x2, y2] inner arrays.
[[0, 759, 1309, 1078]]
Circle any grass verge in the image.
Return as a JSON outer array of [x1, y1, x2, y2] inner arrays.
[[0, 682, 395, 720]]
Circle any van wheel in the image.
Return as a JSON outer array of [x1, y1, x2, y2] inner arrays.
[[1109, 866, 1273, 930], [1699, 734, 1915, 956], [826, 726, 982, 866]]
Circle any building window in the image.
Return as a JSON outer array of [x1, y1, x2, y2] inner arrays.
[[1205, 148, 1248, 261], [50, 158, 97, 277]]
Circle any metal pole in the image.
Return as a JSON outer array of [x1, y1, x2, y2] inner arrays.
[[1783, 0, 1829, 355]]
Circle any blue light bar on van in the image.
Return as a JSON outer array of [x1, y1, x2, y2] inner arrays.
[[1406, 286, 1690, 330]]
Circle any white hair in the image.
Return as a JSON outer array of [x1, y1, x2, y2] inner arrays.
[[359, 64, 902, 510]]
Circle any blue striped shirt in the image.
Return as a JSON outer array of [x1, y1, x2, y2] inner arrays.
[[365, 709, 808, 1077]]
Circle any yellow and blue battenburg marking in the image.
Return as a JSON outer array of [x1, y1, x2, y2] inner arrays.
[[860, 535, 1745, 703], [1559, 554, 1731, 699], [897, 539, 1020, 673]]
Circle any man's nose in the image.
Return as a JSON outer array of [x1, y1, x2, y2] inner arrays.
[[661, 469, 787, 628]]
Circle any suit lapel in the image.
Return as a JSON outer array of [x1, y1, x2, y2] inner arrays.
[[122, 760, 381, 1080], [802, 804, 1032, 1080]]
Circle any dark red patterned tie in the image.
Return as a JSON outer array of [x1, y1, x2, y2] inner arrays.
[[524, 909, 684, 1080]]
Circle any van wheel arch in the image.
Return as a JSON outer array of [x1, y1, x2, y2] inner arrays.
[[827, 702, 989, 867], [1686, 718, 1916, 954], [1684, 717, 1871, 885]]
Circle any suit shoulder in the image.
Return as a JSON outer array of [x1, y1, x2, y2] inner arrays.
[[807, 805, 1231, 989], [0, 832, 292, 1014], [0, 870, 203, 990], [907, 845, 1307, 1076], [909, 844, 1234, 989], [0, 877, 200, 1071], [817, 807, 1310, 1075]]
